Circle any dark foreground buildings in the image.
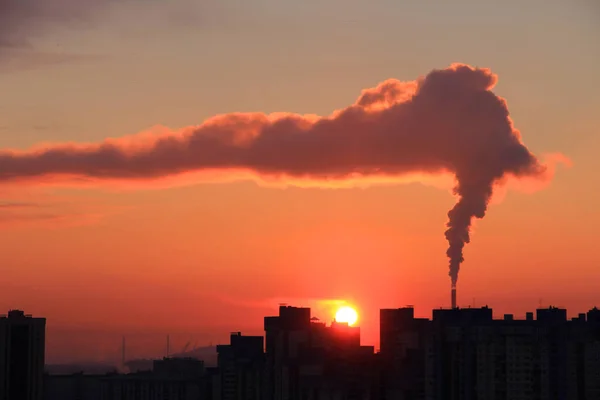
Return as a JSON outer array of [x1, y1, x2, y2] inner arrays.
[[263, 305, 377, 400], [6, 305, 600, 399], [380, 306, 600, 400]]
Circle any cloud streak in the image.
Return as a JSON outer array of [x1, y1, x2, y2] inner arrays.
[[0, 201, 39, 209], [0, 49, 104, 72], [0, 0, 115, 48], [0, 64, 564, 286], [0, 195, 126, 229], [0, 0, 212, 50]]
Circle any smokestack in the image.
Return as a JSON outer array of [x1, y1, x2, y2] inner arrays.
[[451, 286, 457, 309]]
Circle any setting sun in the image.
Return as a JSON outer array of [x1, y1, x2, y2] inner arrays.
[[335, 306, 358, 326]]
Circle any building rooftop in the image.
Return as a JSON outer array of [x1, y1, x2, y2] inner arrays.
[[1, 309, 38, 319]]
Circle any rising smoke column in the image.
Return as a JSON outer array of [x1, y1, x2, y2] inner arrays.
[[0, 64, 553, 286]]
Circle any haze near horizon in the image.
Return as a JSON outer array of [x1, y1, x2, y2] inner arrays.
[[0, 0, 598, 364]]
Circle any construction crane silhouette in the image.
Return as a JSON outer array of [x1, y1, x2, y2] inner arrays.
[[181, 341, 191, 354]]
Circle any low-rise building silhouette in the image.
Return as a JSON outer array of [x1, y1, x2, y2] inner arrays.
[[44, 373, 102, 400], [99, 358, 207, 400]]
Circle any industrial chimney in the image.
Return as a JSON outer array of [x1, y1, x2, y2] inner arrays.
[[451, 286, 457, 309]]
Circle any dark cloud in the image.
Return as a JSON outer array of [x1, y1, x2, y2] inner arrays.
[[0, 48, 104, 72], [0, 0, 214, 67], [0, 64, 563, 286], [0, 0, 115, 48], [0, 0, 119, 68], [0, 0, 212, 49]]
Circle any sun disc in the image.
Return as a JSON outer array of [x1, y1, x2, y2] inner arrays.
[[335, 306, 358, 326]]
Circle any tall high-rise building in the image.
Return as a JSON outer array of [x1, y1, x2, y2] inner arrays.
[[264, 305, 375, 400], [216, 332, 264, 400], [264, 305, 312, 400], [380, 307, 429, 399], [0, 310, 46, 400]]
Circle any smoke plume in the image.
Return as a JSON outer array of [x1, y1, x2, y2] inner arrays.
[[0, 64, 556, 285]]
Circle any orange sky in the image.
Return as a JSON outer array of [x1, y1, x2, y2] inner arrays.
[[0, 0, 599, 364], [2, 173, 597, 362]]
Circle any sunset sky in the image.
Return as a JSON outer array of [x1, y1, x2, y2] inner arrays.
[[1, 0, 599, 363]]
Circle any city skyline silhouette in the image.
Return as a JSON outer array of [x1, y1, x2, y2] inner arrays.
[[6, 303, 600, 399]]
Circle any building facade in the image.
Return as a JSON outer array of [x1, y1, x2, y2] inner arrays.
[[0, 309, 46, 400], [215, 332, 264, 400], [99, 358, 207, 400], [264, 305, 376, 400], [44, 373, 102, 400], [380, 306, 600, 400]]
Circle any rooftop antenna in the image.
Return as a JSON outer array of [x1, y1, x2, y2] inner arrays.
[[166, 335, 170, 358], [121, 336, 126, 369], [181, 341, 191, 354]]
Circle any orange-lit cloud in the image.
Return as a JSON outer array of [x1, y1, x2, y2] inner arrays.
[[0, 63, 567, 285], [0, 64, 553, 188]]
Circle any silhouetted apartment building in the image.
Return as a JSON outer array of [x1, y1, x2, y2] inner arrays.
[[0, 309, 46, 400], [264, 305, 377, 400], [380, 305, 600, 400], [380, 307, 429, 399], [214, 332, 264, 400]]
